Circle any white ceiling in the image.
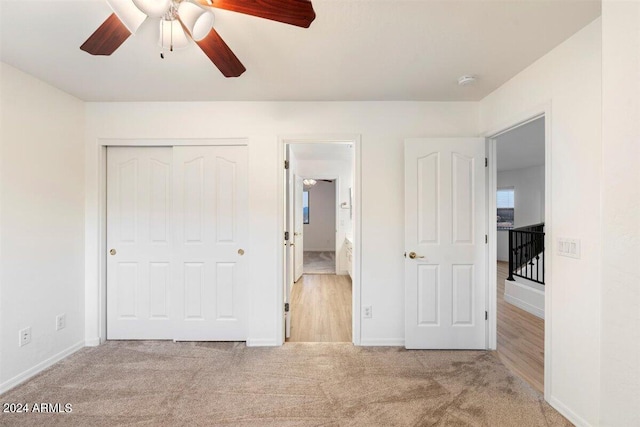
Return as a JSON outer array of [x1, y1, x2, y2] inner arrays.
[[0, 0, 600, 102], [496, 117, 545, 172], [290, 143, 353, 162]]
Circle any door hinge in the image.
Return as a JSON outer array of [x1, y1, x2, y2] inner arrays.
[[284, 231, 289, 241], [485, 157, 488, 167], [284, 160, 289, 169], [285, 303, 290, 312], [485, 311, 488, 320], [485, 234, 488, 244]]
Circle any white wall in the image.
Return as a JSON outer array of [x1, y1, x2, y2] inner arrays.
[[84, 102, 479, 347], [481, 19, 602, 426], [0, 63, 85, 392], [496, 165, 545, 261], [600, 1, 640, 425], [302, 181, 336, 252], [294, 157, 352, 273]]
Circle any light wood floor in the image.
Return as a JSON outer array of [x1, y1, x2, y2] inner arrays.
[[497, 261, 545, 393], [287, 274, 352, 342]]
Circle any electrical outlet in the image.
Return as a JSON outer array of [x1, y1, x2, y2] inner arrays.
[[19, 327, 31, 347], [56, 314, 66, 331], [363, 306, 372, 319]]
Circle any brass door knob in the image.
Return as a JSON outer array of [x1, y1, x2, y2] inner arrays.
[[109, 249, 117, 256], [408, 251, 424, 259], [237, 249, 245, 256]]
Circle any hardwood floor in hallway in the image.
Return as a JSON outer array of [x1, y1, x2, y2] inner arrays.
[[497, 261, 545, 393], [287, 274, 352, 343]]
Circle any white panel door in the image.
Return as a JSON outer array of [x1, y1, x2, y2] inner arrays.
[[404, 138, 486, 349], [173, 146, 248, 341], [107, 147, 173, 339], [294, 175, 304, 282]]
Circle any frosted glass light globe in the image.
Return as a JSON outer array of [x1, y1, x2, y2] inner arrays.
[[133, 0, 171, 18], [178, 2, 214, 41]]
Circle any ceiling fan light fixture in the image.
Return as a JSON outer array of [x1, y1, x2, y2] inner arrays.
[[107, 0, 147, 33], [178, 2, 215, 41], [158, 19, 191, 50], [132, 0, 172, 18]]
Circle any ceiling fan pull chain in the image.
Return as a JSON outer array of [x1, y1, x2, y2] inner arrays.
[[170, 19, 174, 52], [160, 19, 165, 59]]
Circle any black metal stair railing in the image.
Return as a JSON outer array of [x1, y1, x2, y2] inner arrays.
[[507, 223, 545, 285]]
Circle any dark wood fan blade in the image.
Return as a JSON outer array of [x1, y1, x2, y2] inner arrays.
[[80, 13, 131, 55], [196, 28, 246, 77], [199, 0, 315, 28]]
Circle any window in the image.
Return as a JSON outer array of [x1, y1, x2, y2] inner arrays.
[[497, 188, 514, 230], [303, 190, 309, 224]]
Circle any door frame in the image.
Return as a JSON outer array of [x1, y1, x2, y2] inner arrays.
[[277, 135, 362, 345], [95, 138, 248, 344], [483, 103, 552, 400]]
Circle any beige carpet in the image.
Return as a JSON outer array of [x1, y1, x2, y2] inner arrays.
[[303, 251, 335, 274], [0, 341, 571, 426]]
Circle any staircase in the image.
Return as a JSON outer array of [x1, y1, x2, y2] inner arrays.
[[505, 223, 545, 318], [508, 222, 545, 285]]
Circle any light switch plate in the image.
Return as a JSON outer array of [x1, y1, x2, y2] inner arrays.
[[557, 237, 581, 259]]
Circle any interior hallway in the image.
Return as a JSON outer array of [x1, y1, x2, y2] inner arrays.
[[303, 251, 335, 274], [287, 274, 351, 342], [496, 261, 545, 393]]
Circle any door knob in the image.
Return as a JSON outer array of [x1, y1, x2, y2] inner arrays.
[[408, 251, 424, 259], [109, 249, 117, 256], [238, 249, 245, 256]]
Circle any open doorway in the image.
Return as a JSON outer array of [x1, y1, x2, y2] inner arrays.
[[492, 116, 546, 394], [302, 179, 337, 274], [284, 143, 354, 343]]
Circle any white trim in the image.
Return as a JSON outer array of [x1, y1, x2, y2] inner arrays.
[[246, 338, 280, 347], [0, 341, 85, 395], [94, 138, 249, 345], [486, 139, 497, 349], [360, 338, 404, 346], [548, 396, 593, 427], [504, 294, 544, 319], [100, 138, 247, 147], [277, 135, 362, 346], [503, 281, 545, 319], [483, 108, 546, 140], [85, 338, 101, 347], [483, 102, 552, 403]]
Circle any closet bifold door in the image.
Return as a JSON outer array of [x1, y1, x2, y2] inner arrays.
[[172, 146, 249, 341], [106, 147, 174, 339]]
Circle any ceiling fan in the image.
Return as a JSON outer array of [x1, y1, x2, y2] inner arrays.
[[80, 0, 315, 77]]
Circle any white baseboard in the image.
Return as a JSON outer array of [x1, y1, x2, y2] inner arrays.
[[504, 294, 545, 319], [336, 269, 349, 275], [0, 341, 85, 395], [246, 338, 280, 347], [504, 280, 545, 319], [85, 337, 101, 347], [548, 396, 593, 427], [359, 338, 405, 346]]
